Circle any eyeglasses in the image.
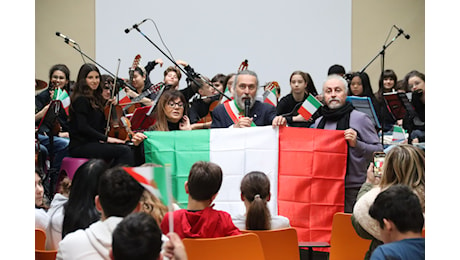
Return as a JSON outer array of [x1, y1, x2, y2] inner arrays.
[[167, 101, 184, 108]]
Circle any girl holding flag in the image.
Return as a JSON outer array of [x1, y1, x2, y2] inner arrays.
[[276, 70, 320, 127]]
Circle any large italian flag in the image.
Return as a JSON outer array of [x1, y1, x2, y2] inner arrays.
[[144, 126, 347, 243]]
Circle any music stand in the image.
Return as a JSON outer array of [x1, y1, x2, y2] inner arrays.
[[130, 106, 156, 131], [383, 92, 415, 120], [38, 100, 63, 134], [346, 96, 381, 129]]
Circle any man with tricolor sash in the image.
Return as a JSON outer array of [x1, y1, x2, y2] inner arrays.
[[312, 74, 383, 213], [211, 70, 287, 128]]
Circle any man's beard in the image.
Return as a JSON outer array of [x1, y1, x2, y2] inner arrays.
[[235, 93, 254, 110]]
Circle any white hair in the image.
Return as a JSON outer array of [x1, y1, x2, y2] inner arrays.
[[322, 74, 349, 93]]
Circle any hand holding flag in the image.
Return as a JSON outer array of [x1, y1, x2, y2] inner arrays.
[[297, 94, 322, 121]]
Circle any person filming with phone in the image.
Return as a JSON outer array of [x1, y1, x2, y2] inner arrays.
[[311, 74, 383, 213], [351, 144, 425, 260]]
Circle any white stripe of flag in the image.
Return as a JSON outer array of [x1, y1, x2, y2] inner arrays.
[[298, 95, 322, 120]]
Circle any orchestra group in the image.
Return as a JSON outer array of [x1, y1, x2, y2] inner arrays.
[[35, 58, 425, 208]]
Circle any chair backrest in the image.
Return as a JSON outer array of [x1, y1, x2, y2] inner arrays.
[[241, 227, 300, 260], [182, 233, 265, 260], [35, 249, 58, 260], [329, 212, 371, 260], [35, 228, 46, 250]]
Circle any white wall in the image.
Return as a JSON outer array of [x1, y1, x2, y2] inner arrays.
[[95, 0, 351, 97]]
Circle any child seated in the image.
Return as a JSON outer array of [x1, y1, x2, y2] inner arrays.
[[160, 161, 241, 238], [369, 184, 425, 260], [232, 171, 290, 230]]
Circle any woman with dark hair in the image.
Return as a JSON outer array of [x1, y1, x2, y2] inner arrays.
[[124, 66, 158, 107], [35, 64, 71, 197], [402, 70, 425, 144], [276, 70, 319, 127], [131, 90, 191, 146], [348, 72, 381, 130], [232, 171, 290, 230], [374, 69, 400, 133], [45, 159, 108, 249], [348, 72, 376, 99], [69, 63, 135, 166]]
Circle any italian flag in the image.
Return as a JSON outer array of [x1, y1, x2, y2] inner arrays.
[[391, 125, 407, 142], [298, 94, 322, 120], [263, 88, 278, 107], [53, 88, 70, 115], [117, 88, 131, 107], [144, 126, 347, 244]]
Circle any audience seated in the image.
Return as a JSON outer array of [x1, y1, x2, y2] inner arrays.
[[160, 161, 241, 239], [368, 184, 425, 260], [352, 144, 425, 259], [232, 171, 290, 230], [111, 212, 187, 260], [56, 166, 144, 260], [35, 167, 49, 230], [45, 159, 108, 250]]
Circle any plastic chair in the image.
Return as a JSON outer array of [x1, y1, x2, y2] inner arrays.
[[35, 249, 58, 260], [241, 227, 301, 260], [59, 157, 89, 180], [182, 233, 265, 260], [329, 212, 371, 260], [35, 228, 46, 250]]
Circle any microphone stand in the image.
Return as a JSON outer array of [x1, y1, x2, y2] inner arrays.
[[359, 28, 406, 147], [58, 40, 137, 92], [131, 24, 232, 101]]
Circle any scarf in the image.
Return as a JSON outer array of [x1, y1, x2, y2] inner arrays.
[[317, 102, 354, 130]]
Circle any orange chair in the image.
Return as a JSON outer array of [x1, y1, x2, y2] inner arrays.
[[241, 227, 300, 260], [35, 228, 46, 250], [35, 250, 58, 260], [329, 212, 371, 260], [36, 228, 58, 260], [182, 233, 265, 260]]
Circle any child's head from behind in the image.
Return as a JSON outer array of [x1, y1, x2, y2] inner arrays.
[[369, 184, 424, 243], [98, 167, 144, 218], [186, 161, 223, 201], [240, 171, 271, 230]]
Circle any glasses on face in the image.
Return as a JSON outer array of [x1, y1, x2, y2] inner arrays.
[[167, 101, 184, 108]]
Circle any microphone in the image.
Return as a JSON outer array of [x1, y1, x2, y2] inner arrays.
[[124, 19, 147, 34], [56, 32, 77, 44], [244, 99, 251, 117], [393, 25, 410, 39]]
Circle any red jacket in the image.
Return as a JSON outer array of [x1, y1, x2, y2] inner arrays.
[[160, 205, 241, 239]]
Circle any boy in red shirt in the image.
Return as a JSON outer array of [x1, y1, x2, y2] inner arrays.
[[160, 161, 241, 238]]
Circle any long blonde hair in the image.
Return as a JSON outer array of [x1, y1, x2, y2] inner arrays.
[[380, 144, 425, 211]]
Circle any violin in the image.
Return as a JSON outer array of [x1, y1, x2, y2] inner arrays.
[[105, 104, 134, 141], [197, 94, 220, 124], [104, 59, 135, 141]]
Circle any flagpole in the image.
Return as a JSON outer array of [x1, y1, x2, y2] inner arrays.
[[165, 164, 174, 234]]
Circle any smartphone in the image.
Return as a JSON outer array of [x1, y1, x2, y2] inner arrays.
[[373, 152, 386, 177]]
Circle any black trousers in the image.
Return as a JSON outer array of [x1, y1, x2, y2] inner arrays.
[[70, 142, 135, 167]]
